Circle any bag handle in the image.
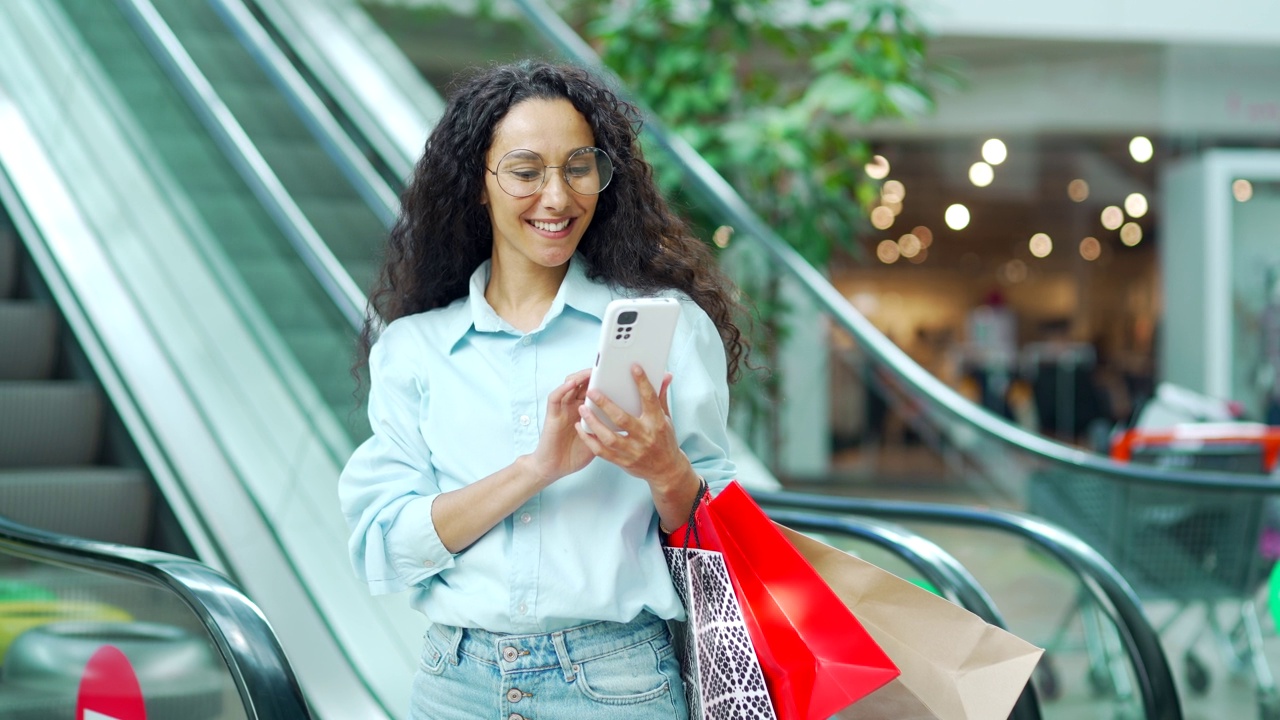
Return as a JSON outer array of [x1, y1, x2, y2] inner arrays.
[[679, 477, 710, 550]]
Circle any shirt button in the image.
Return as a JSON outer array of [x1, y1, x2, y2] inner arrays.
[[423, 560, 435, 568], [519, 414, 530, 426], [518, 602, 528, 615], [509, 714, 525, 720], [521, 336, 532, 346], [506, 688, 523, 703], [520, 512, 532, 524], [502, 646, 519, 662]]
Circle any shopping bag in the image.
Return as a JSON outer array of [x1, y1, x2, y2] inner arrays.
[[781, 527, 1044, 720], [664, 546, 779, 719], [668, 481, 900, 720]]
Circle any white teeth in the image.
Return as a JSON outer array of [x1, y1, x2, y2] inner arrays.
[[531, 219, 571, 232]]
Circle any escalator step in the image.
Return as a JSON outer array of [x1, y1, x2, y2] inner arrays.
[[0, 467, 152, 547], [0, 302, 58, 381], [0, 382, 102, 467]]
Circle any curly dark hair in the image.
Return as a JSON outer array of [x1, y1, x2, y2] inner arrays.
[[357, 60, 747, 382]]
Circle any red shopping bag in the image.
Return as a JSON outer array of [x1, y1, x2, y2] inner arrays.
[[667, 481, 899, 720]]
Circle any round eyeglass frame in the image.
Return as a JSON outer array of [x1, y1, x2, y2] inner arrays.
[[485, 147, 614, 198]]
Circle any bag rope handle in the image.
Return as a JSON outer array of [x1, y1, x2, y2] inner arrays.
[[669, 476, 709, 550]]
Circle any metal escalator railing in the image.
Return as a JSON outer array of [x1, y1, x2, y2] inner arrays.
[[0, 2, 403, 715], [242, 0, 444, 185], [0, 514, 312, 719], [753, 489, 1184, 720], [762, 508, 1043, 720], [112, 0, 367, 330]]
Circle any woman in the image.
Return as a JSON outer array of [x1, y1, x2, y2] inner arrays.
[[340, 61, 747, 720]]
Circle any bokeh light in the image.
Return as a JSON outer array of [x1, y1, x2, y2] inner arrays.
[[865, 155, 890, 180], [912, 225, 934, 248], [1001, 259, 1028, 284], [969, 162, 994, 187], [944, 203, 970, 230], [1120, 222, 1143, 246], [882, 179, 906, 204], [877, 239, 901, 264], [1234, 179, 1254, 202], [870, 205, 895, 230], [1029, 233, 1053, 258], [712, 225, 733, 248], [898, 233, 922, 258], [1129, 136, 1154, 163], [1068, 179, 1090, 202], [1124, 192, 1149, 218], [1079, 236, 1101, 261], [982, 139, 1008, 165], [1101, 206, 1124, 231]]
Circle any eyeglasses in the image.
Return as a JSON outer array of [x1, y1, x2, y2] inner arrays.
[[486, 147, 614, 198]]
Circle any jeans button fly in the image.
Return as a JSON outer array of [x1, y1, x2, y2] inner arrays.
[[502, 646, 519, 662], [506, 688, 523, 703]]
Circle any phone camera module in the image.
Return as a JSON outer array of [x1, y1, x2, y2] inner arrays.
[[617, 310, 638, 324]]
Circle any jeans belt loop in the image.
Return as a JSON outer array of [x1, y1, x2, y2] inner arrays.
[[551, 630, 575, 682]]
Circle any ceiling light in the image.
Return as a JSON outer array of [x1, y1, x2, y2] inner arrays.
[[982, 139, 1007, 165], [865, 155, 890, 180], [944, 203, 970, 231], [1124, 193, 1148, 218], [969, 162, 994, 187], [1129, 136, 1154, 163]]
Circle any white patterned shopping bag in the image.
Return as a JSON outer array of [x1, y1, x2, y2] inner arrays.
[[665, 546, 778, 720]]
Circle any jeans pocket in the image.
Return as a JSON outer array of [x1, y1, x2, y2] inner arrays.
[[418, 627, 450, 676], [575, 640, 676, 706]]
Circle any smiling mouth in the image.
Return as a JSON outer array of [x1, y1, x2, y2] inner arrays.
[[530, 218, 572, 233]]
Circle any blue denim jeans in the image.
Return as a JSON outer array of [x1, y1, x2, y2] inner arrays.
[[408, 611, 689, 720]]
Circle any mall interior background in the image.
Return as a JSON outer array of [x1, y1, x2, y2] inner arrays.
[[1, 0, 1279, 718], [366, 0, 1280, 483]]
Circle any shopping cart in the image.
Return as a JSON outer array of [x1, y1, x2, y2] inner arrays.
[[1029, 423, 1280, 719]]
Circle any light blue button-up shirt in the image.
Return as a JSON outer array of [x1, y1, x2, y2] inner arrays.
[[339, 255, 736, 633]]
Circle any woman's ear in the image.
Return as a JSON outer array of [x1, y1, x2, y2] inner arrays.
[[480, 187, 488, 205]]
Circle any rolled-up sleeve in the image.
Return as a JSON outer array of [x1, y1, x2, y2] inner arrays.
[[338, 327, 456, 595], [668, 301, 736, 494]]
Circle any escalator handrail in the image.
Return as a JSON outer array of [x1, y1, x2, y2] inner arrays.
[[752, 489, 1184, 720], [762, 510, 1004, 625], [507, 0, 1275, 492], [112, 0, 367, 329], [206, 0, 399, 227], [0, 515, 314, 720], [247, 0, 443, 184], [762, 509, 1042, 720]]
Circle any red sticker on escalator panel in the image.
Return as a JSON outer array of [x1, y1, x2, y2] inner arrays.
[[75, 645, 147, 720]]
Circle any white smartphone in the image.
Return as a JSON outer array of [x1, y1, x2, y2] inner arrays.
[[582, 297, 681, 433]]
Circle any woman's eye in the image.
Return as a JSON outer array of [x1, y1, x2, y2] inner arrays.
[[507, 169, 543, 182], [566, 164, 594, 178]]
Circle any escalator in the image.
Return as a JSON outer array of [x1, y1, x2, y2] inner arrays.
[[0, 0, 1226, 718], [0, 0, 414, 716], [0, 508, 311, 719]]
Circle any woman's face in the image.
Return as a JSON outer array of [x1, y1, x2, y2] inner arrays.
[[482, 98, 600, 274]]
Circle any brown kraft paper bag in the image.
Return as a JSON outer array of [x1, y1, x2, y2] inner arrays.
[[780, 527, 1044, 720]]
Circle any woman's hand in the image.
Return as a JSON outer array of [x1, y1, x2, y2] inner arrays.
[[576, 365, 690, 491], [527, 369, 596, 486]]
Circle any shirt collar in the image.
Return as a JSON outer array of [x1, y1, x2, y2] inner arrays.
[[444, 254, 616, 352]]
